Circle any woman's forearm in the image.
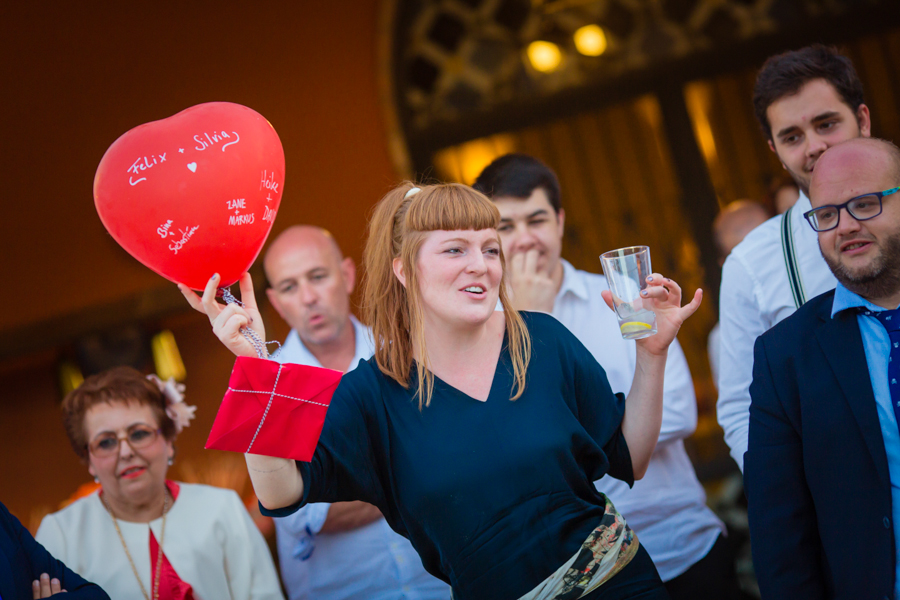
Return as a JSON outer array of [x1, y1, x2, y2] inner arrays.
[[621, 346, 668, 479], [244, 454, 304, 510]]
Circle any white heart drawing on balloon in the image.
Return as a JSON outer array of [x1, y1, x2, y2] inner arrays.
[[187, 162, 197, 172]]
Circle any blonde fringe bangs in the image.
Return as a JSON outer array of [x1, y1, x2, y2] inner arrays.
[[404, 184, 500, 234], [362, 182, 531, 410]]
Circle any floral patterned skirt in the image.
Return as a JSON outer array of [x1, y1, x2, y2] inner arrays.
[[518, 495, 639, 600]]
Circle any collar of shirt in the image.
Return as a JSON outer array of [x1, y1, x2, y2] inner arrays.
[[556, 258, 590, 303], [278, 314, 374, 369], [831, 282, 900, 318]]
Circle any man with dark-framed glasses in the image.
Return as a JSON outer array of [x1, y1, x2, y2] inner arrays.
[[804, 187, 900, 232], [745, 137, 900, 599]]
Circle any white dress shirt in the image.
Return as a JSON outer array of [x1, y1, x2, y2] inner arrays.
[[273, 315, 450, 600], [716, 192, 836, 471], [552, 260, 725, 581]]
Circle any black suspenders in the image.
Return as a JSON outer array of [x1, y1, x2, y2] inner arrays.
[[781, 205, 807, 309]]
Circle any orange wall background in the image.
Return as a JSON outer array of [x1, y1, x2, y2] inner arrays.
[[0, 1, 398, 523]]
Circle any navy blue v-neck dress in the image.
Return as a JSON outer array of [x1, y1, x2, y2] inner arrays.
[[262, 312, 635, 600]]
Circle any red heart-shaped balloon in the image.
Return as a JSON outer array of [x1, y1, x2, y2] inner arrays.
[[94, 102, 284, 290]]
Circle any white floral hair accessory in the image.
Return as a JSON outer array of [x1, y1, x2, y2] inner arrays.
[[404, 186, 421, 199], [146, 374, 197, 434]]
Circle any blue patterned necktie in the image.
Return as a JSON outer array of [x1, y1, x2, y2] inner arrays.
[[874, 309, 900, 429]]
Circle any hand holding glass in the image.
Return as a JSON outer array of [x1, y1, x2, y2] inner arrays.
[[600, 246, 657, 340]]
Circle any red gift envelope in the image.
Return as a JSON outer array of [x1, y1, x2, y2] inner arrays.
[[205, 356, 343, 461]]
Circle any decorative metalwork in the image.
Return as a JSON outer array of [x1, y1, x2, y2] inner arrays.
[[395, 0, 887, 129]]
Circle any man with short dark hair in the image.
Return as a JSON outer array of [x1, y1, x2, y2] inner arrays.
[[475, 154, 738, 600], [264, 226, 449, 600], [717, 45, 871, 470], [745, 137, 900, 599]]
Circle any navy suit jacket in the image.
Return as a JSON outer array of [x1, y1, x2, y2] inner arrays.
[[0, 501, 108, 599], [746, 289, 895, 600]]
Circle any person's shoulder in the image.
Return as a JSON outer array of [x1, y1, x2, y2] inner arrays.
[[760, 289, 835, 344], [332, 355, 385, 408], [177, 482, 241, 502], [34, 492, 100, 539], [342, 355, 381, 385], [730, 212, 783, 259], [520, 310, 580, 350], [45, 491, 101, 520], [175, 483, 248, 516], [724, 212, 785, 278], [0, 501, 22, 534], [520, 309, 563, 331]]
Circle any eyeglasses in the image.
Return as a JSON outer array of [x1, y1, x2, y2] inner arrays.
[[804, 187, 900, 232], [87, 424, 161, 458]]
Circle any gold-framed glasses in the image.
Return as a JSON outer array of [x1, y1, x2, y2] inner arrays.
[[88, 424, 161, 458]]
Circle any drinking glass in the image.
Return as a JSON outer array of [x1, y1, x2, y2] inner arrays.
[[600, 246, 658, 340]]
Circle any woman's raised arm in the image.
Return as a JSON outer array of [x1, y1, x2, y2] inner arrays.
[[602, 275, 702, 479], [179, 272, 304, 509]]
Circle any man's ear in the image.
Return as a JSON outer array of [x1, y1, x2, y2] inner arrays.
[[341, 257, 357, 295], [392, 257, 407, 288], [857, 103, 872, 138], [556, 208, 566, 239], [266, 287, 288, 322]]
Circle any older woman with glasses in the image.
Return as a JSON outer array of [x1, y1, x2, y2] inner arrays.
[[35, 367, 284, 600]]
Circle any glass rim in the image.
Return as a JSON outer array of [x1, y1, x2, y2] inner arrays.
[[600, 245, 649, 260]]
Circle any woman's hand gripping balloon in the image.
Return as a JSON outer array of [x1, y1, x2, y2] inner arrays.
[[179, 273, 266, 358], [602, 274, 702, 356]]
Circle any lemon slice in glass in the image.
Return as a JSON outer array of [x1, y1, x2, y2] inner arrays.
[[620, 321, 653, 336]]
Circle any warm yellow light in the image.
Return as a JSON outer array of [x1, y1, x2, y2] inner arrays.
[[527, 41, 562, 73], [684, 83, 720, 169], [433, 134, 517, 185], [152, 330, 187, 382], [574, 24, 608, 57]]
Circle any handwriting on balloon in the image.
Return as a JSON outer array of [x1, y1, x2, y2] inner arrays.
[[229, 213, 255, 226], [169, 225, 199, 254], [263, 206, 277, 224], [157, 220, 174, 238], [127, 153, 167, 186], [227, 198, 245, 212], [194, 131, 241, 152], [260, 170, 280, 194]]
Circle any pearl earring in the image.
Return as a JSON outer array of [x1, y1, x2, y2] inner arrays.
[[93, 476, 100, 484], [168, 457, 174, 466]]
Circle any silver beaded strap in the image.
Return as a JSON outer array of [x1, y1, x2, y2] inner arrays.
[[220, 287, 282, 359]]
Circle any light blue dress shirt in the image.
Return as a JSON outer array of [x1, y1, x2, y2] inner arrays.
[[272, 315, 449, 600], [832, 283, 900, 599]]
